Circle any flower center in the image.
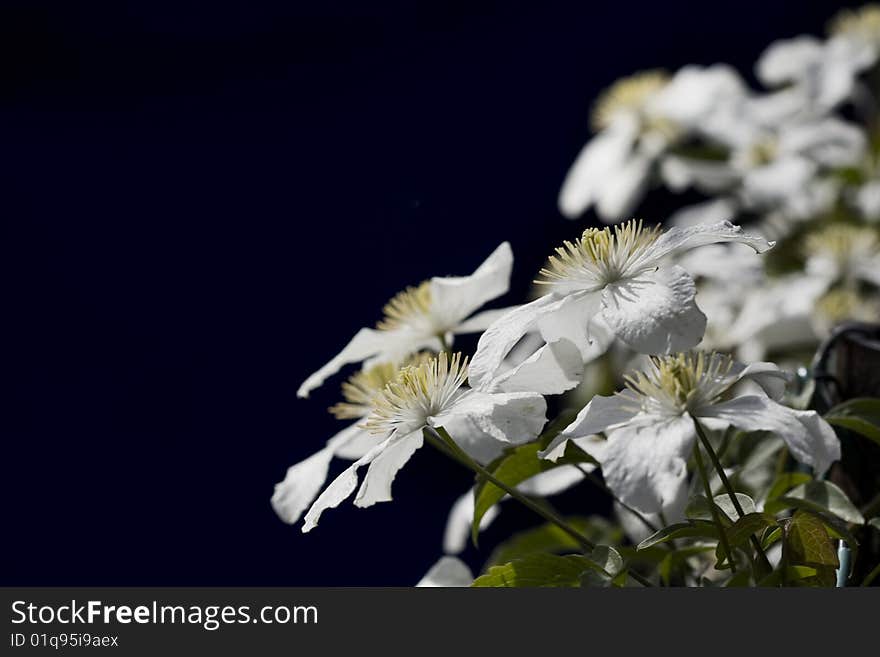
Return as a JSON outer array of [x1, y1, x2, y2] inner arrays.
[[363, 352, 469, 436], [329, 354, 433, 419], [624, 352, 735, 414], [829, 5, 880, 47], [803, 224, 880, 272], [591, 70, 671, 132], [536, 219, 662, 290], [376, 281, 435, 333]]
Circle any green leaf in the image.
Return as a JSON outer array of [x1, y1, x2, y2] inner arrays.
[[637, 521, 720, 550], [766, 480, 864, 524], [761, 526, 783, 550], [715, 512, 778, 564], [486, 517, 622, 567], [470, 439, 596, 545], [727, 512, 778, 548], [784, 511, 840, 569], [686, 493, 756, 523], [472, 553, 600, 588], [581, 546, 625, 587], [824, 397, 880, 447], [765, 472, 813, 503]]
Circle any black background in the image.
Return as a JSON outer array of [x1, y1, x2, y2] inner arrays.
[[3, 0, 849, 585]]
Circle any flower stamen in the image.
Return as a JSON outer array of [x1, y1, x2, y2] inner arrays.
[[536, 219, 662, 289], [364, 352, 469, 436], [624, 351, 735, 415]]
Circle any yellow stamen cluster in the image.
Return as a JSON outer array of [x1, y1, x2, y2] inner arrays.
[[624, 352, 735, 414], [803, 224, 880, 263], [536, 219, 662, 288], [329, 354, 433, 419], [376, 281, 433, 331], [363, 352, 469, 436], [591, 70, 670, 132], [815, 288, 879, 326], [829, 4, 880, 46]]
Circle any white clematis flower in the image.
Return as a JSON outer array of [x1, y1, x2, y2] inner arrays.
[[297, 242, 514, 398], [559, 66, 747, 222], [301, 352, 547, 532], [804, 223, 880, 288], [541, 352, 840, 514], [755, 33, 875, 115], [272, 357, 430, 525], [468, 220, 773, 393], [558, 70, 673, 222]]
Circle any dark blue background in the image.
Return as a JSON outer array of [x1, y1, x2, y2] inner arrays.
[[3, 1, 848, 584]]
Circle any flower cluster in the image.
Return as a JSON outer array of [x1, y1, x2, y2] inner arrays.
[[274, 4, 880, 588]]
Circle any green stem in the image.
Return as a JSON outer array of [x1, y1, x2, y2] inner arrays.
[[692, 418, 772, 575], [425, 426, 653, 587], [437, 333, 451, 355], [692, 435, 737, 573]]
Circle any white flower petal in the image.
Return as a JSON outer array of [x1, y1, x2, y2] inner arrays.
[[660, 158, 740, 194], [601, 414, 696, 514], [468, 294, 572, 393], [416, 556, 474, 587], [614, 474, 688, 544], [487, 338, 584, 395], [518, 465, 586, 496], [354, 431, 424, 508], [595, 152, 653, 222], [297, 328, 397, 398], [434, 390, 546, 446], [637, 221, 773, 268], [558, 118, 638, 218], [271, 423, 374, 524], [301, 434, 394, 532], [742, 156, 818, 206], [443, 490, 500, 554], [756, 36, 824, 86], [698, 396, 840, 477], [601, 265, 707, 354], [271, 446, 336, 525], [540, 393, 640, 460], [779, 118, 865, 168], [430, 242, 513, 325], [453, 306, 519, 334], [731, 361, 791, 401], [649, 64, 747, 127]]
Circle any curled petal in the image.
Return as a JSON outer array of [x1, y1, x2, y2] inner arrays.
[[302, 433, 398, 532], [434, 390, 547, 446], [468, 295, 571, 393], [487, 338, 584, 395], [354, 431, 424, 508], [698, 396, 840, 477], [430, 242, 513, 325], [271, 423, 375, 524], [541, 393, 640, 460], [634, 221, 774, 270], [297, 328, 396, 398], [601, 265, 707, 354]]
